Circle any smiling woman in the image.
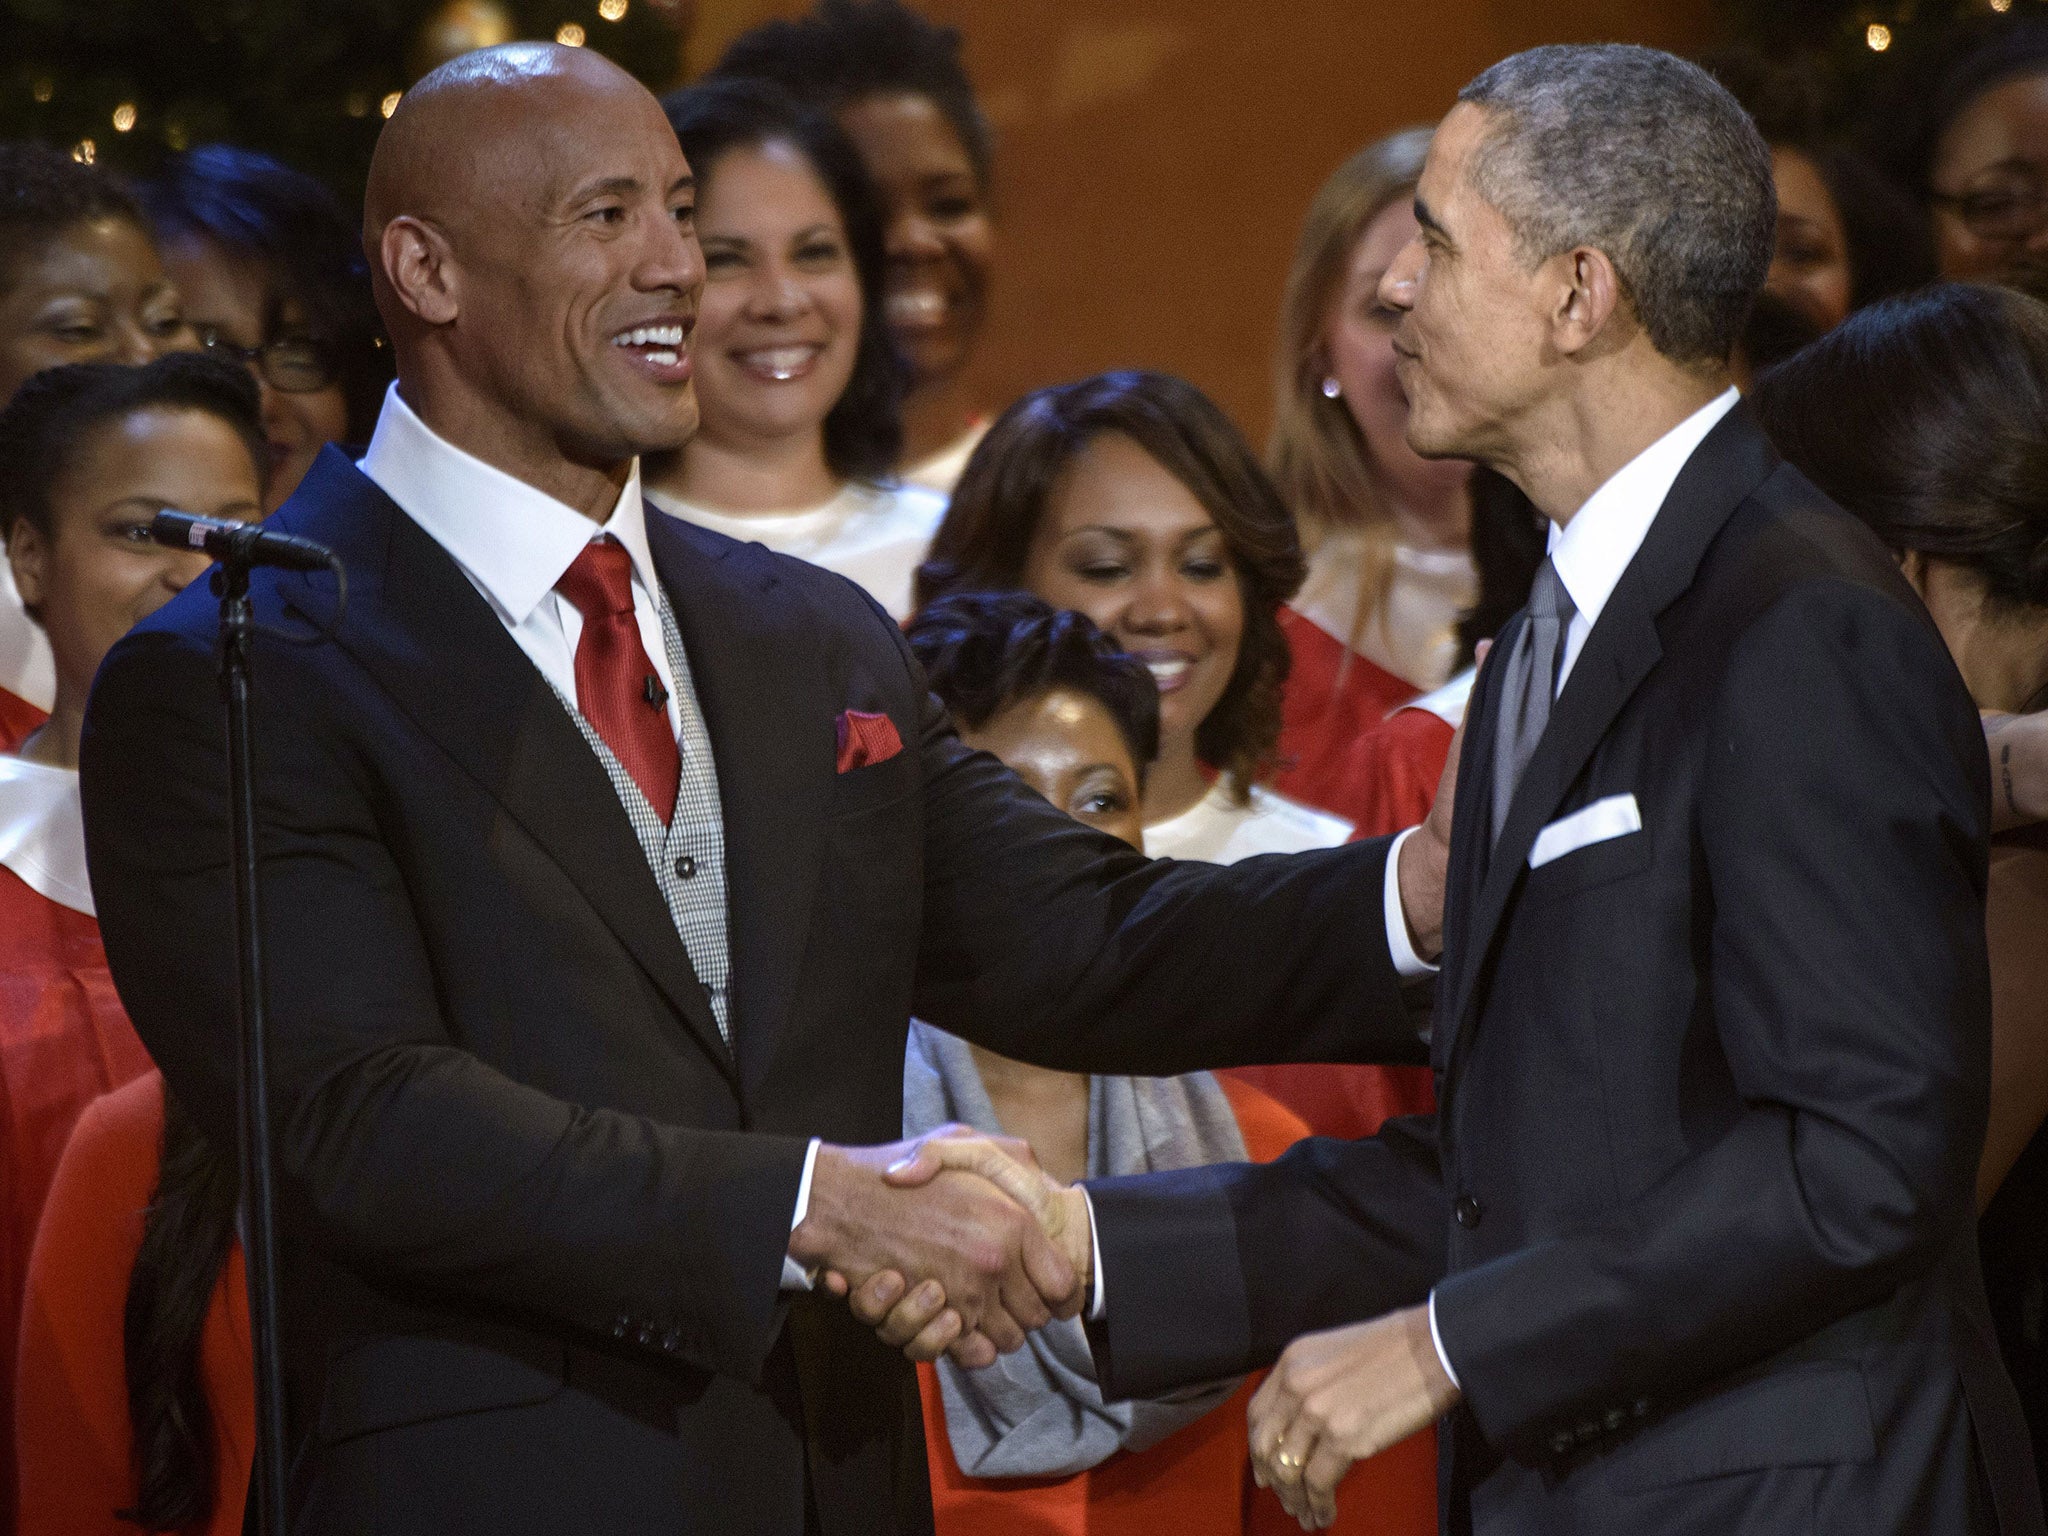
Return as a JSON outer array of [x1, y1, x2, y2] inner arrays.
[[645, 76, 941, 618], [714, 0, 997, 492], [914, 370, 1343, 856], [0, 143, 199, 752]]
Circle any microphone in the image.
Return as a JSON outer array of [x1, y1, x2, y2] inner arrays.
[[149, 510, 337, 573]]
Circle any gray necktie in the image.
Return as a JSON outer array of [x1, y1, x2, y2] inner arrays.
[[1492, 558, 1575, 843]]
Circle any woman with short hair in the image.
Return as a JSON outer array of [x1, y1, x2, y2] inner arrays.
[[139, 143, 393, 511], [902, 591, 1400, 1535], [0, 142, 197, 749]]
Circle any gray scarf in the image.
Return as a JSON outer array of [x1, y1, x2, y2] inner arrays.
[[902, 1020, 1249, 1478]]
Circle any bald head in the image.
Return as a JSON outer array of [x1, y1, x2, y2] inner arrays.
[[360, 40, 703, 508], [366, 43, 661, 249]]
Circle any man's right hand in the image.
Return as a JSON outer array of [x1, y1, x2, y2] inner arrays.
[[790, 1128, 1082, 1370], [833, 1134, 1095, 1364], [1397, 638, 1489, 963]]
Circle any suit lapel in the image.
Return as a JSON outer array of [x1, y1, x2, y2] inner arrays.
[[1445, 408, 1780, 1061], [644, 511, 833, 1102], [275, 449, 731, 1075]]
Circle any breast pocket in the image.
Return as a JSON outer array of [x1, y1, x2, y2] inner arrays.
[[1524, 812, 1655, 900]]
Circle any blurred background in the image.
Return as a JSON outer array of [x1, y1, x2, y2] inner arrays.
[[0, 0, 2023, 438]]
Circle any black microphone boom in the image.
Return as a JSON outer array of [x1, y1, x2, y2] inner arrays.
[[150, 510, 336, 573]]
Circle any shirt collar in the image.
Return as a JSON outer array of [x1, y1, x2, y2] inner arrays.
[[0, 756, 91, 916], [358, 383, 657, 626], [1548, 387, 1739, 632]]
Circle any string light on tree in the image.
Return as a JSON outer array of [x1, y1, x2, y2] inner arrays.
[[111, 102, 137, 133], [71, 138, 95, 164], [556, 21, 587, 45], [1991, 0, 2013, 11], [165, 120, 188, 151], [1866, 22, 1892, 50], [30, 78, 53, 104], [346, 91, 371, 118], [380, 91, 403, 119], [599, 0, 629, 20]]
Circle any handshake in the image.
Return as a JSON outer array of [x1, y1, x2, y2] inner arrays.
[[788, 1127, 1092, 1369]]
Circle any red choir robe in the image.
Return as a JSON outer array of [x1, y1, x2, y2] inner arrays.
[[0, 757, 155, 1518]]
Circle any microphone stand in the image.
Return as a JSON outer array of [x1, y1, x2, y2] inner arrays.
[[214, 554, 289, 1536]]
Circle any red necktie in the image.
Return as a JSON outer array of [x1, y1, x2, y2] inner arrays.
[[556, 537, 680, 822]]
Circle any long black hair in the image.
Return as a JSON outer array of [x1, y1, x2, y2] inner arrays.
[[120, 1091, 239, 1531], [660, 76, 908, 484], [138, 144, 392, 442], [1752, 283, 2048, 611]]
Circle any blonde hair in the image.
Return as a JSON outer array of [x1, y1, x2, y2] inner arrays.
[[1268, 126, 1434, 661]]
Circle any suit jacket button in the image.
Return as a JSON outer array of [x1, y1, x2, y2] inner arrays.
[[1549, 1431, 1575, 1456], [674, 855, 697, 880], [637, 1323, 659, 1347], [661, 1328, 683, 1353], [1454, 1194, 1484, 1229], [612, 1314, 630, 1339], [1604, 1408, 1627, 1432]]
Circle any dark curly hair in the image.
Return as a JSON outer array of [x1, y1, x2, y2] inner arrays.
[[907, 591, 1160, 779], [714, 0, 992, 192], [0, 352, 262, 550], [138, 144, 393, 443], [915, 370, 1305, 801], [0, 141, 148, 301], [660, 75, 908, 484], [1753, 282, 2048, 613]]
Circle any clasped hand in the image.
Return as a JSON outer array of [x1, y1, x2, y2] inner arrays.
[[788, 1126, 1093, 1369], [1247, 1305, 1460, 1529]]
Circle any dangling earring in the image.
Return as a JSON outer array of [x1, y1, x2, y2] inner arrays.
[[1321, 376, 1342, 400]]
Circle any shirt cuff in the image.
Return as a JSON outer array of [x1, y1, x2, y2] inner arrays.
[[781, 1137, 822, 1291], [1385, 826, 1440, 979], [1079, 1185, 1107, 1320], [1426, 1289, 1462, 1391]]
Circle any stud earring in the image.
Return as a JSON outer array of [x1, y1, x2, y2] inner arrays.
[[1321, 376, 1342, 399]]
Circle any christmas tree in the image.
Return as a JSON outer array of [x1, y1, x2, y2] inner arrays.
[[0, 0, 690, 202]]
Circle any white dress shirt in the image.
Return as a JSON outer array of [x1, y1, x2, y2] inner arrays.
[[1422, 386, 1741, 1390], [356, 384, 821, 1286]]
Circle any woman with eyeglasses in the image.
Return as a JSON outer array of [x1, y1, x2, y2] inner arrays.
[[1866, 16, 2048, 291], [140, 145, 392, 512]]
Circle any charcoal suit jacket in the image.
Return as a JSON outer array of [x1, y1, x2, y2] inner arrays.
[[1083, 408, 2045, 1536], [78, 448, 1432, 1536]]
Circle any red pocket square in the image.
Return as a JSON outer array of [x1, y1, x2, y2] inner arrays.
[[835, 709, 903, 773]]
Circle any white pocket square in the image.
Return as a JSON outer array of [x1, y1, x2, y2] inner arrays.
[[1529, 793, 1642, 869]]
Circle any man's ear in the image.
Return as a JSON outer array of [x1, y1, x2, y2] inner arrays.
[[1550, 245, 1624, 357], [379, 216, 459, 327]]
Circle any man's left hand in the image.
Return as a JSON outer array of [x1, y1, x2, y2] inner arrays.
[[1248, 1305, 1460, 1529]]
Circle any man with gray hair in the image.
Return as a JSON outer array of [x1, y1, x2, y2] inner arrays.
[[915, 41, 2044, 1536]]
